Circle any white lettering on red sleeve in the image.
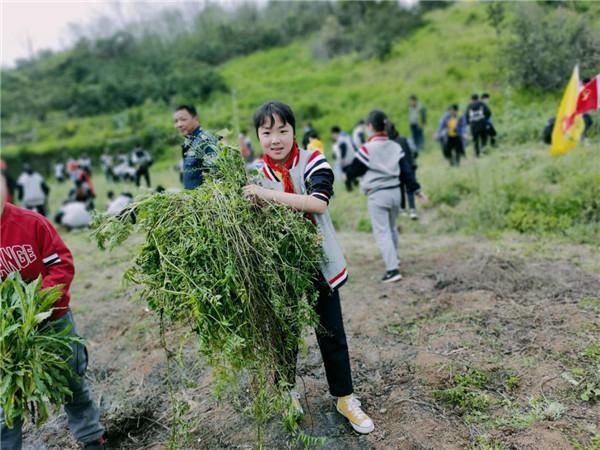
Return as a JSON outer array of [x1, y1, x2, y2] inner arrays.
[[0, 245, 39, 277]]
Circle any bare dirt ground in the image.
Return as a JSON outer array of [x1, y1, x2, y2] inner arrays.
[[21, 224, 600, 449]]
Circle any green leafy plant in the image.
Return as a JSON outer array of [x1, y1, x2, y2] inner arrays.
[[433, 368, 491, 412], [92, 143, 324, 444], [0, 273, 82, 428]]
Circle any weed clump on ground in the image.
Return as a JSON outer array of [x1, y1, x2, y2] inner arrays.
[[433, 368, 491, 413]]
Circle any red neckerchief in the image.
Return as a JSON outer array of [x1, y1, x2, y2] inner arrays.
[[263, 142, 299, 193]]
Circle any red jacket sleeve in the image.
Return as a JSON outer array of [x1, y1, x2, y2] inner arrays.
[[37, 218, 75, 300]]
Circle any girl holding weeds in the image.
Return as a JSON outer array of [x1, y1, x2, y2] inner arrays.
[[243, 101, 374, 434]]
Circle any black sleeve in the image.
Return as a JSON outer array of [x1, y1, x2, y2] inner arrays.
[[42, 181, 50, 195], [345, 157, 368, 178], [339, 142, 347, 159], [398, 138, 415, 167], [399, 155, 420, 193], [306, 167, 334, 204], [484, 103, 491, 120], [16, 183, 23, 201]]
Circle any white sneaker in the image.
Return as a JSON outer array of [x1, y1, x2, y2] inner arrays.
[[409, 209, 418, 220], [336, 395, 375, 434]]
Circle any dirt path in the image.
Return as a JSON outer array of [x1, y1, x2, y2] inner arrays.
[[22, 229, 600, 449]]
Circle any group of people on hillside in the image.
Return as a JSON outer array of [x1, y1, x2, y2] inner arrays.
[[98, 146, 153, 187], [54, 147, 153, 188], [434, 93, 497, 166]]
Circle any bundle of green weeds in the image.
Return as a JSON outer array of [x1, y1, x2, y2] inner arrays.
[[93, 144, 323, 436], [0, 273, 81, 428]]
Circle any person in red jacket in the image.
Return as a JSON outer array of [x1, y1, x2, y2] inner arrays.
[[0, 175, 106, 450]]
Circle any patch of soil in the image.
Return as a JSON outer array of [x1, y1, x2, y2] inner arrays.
[[22, 231, 600, 449], [506, 422, 572, 450]]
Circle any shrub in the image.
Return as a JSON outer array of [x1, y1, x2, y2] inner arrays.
[[504, 3, 600, 91]]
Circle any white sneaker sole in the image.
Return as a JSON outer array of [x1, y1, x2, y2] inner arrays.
[[335, 404, 375, 434], [382, 274, 403, 283]]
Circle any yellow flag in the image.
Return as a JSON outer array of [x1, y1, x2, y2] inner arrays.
[[551, 65, 584, 156]]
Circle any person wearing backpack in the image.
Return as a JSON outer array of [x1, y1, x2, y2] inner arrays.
[[465, 93, 491, 157]]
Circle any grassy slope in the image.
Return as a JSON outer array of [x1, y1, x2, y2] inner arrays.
[[215, 3, 554, 143], [328, 141, 599, 246]]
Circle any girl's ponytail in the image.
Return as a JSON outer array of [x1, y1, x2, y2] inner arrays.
[[366, 110, 388, 132]]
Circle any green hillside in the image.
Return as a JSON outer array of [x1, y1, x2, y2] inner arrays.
[[3, 2, 592, 164], [2, 2, 599, 247], [216, 3, 544, 139]]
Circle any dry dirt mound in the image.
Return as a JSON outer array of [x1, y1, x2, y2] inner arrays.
[[431, 252, 600, 303]]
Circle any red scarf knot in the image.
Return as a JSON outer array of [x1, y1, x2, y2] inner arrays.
[[263, 142, 299, 194]]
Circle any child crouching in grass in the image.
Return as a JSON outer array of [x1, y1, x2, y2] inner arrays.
[[242, 101, 374, 434]]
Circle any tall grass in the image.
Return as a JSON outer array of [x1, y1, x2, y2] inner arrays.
[[328, 140, 599, 246], [422, 143, 600, 245]]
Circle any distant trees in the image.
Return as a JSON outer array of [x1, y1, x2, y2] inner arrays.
[[0, 1, 451, 121], [1, 28, 231, 119], [503, 3, 600, 91], [0, 1, 333, 120], [314, 1, 450, 61]]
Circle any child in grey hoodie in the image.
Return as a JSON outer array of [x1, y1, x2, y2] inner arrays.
[[346, 110, 426, 283]]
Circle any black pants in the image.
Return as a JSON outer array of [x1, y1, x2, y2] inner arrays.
[[282, 278, 353, 397], [400, 182, 416, 210], [485, 122, 497, 146], [471, 124, 487, 157], [444, 136, 464, 166], [342, 166, 359, 192], [135, 167, 151, 187]]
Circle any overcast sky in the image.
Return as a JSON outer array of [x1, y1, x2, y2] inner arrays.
[[1, 0, 212, 68], [1, 0, 418, 68]]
